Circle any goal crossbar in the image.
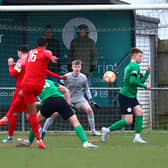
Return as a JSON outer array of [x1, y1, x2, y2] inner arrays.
[[0, 4, 168, 12]]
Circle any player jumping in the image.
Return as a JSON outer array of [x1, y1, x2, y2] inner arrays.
[[0, 37, 60, 149], [17, 79, 97, 149]]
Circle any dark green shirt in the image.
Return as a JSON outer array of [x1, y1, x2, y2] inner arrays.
[[38, 79, 64, 105], [120, 62, 150, 98]]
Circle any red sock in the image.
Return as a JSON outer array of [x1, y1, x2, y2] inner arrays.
[[8, 115, 17, 136], [28, 114, 41, 141], [6, 94, 24, 119]]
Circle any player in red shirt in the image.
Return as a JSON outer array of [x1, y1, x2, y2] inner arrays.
[[0, 37, 58, 149], [2, 45, 29, 143], [1, 45, 66, 145]]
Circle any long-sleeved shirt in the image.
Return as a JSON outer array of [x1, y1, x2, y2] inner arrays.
[[61, 72, 92, 103]]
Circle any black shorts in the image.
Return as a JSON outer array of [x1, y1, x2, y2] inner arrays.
[[40, 97, 74, 120], [119, 93, 139, 115]]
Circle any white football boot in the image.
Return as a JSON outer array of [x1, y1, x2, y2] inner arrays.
[[101, 127, 110, 143], [133, 135, 147, 143], [83, 142, 97, 149]]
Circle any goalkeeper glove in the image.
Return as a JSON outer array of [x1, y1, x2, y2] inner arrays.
[[89, 99, 100, 109]]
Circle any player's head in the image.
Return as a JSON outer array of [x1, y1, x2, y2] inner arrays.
[[36, 37, 48, 48], [44, 25, 53, 39], [77, 24, 89, 37], [72, 60, 82, 75], [17, 44, 29, 58], [130, 48, 143, 64]]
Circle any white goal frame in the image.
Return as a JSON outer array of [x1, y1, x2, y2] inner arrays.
[[0, 4, 168, 12]]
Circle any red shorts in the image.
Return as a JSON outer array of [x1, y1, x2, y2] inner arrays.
[[6, 88, 28, 118], [12, 88, 28, 112], [11, 88, 20, 105], [22, 85, 43, 104]]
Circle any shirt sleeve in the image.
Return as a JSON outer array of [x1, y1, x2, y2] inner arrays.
[[44, 50, 52, 59], [8, 65, 20, 77], [83, 76, 92, 100], [46, 69, 61, 79], [129, 75, 147, 88], [54, 82, 60, 87], [140, 70, 150, 84]]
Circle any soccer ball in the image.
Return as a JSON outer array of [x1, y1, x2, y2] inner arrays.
[[103, 71, 116, 84]]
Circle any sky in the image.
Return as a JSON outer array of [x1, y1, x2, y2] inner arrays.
[[123, 0, 168, 39]]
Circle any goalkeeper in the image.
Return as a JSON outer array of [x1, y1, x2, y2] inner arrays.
[[101, 48, 151, 143], [41, 60, 100, 138], [17, 79, 97, 149]]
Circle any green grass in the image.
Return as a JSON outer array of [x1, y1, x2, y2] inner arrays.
[[0, 131, 168, 168]]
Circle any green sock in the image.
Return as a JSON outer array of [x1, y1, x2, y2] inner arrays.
[[109, 120, 128, 132], [75, 125, 87, 143], [28, 128, 35, 144], [135, 116, 143, 134]]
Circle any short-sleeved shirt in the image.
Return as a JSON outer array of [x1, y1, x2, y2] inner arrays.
[[22, 48, 52, 88], [38, 79, 63, 106]]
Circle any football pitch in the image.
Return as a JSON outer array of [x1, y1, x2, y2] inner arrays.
[[0, 130, 168, 168]]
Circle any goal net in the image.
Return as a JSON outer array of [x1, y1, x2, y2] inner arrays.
[[0, 4, 168, 132]]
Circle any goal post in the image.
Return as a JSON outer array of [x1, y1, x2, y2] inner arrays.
[[0, 4, 168, 132]]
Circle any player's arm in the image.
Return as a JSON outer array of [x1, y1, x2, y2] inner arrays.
[[83, 77, 92, 100], [139, 65, 151, 84], [57, 84, 70, 104], [44, 50, 58, 63], [129, 73, 147, 88], [46, 70, 67, 80], [8, 58, 20, 77], [83, 78, 100, 108]]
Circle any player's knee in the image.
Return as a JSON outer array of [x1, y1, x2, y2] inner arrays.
[[87, 108, 93, 115], [125, 118, 133, 125], [13, 113, 18, 117]]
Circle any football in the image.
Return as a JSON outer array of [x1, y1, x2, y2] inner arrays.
[[103, 71, 116, 84]]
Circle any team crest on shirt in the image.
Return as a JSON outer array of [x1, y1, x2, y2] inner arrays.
[[127, 107, 132, 113]]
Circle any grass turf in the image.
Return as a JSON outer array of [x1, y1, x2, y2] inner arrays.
[[0, 130, 168, 168]]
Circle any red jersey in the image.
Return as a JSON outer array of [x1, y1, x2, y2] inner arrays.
[[8, 57, 26, 88], [21, 48, 52, 88]]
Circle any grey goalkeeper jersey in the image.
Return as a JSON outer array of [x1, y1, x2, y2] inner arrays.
[[61, 72, 92, 103]]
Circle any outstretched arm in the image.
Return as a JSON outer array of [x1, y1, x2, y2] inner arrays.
[[46, 70, 67, 80]]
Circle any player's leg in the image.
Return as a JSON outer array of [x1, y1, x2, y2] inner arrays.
[[17, 111, 46, 147], [101, 114, 132, 143], [68, 114, 97, 148], [79, 100, 100, 136], [0, 91, 24, 126], [41, 112, 59, 139], [133, 105, 147, 143], [2, 113, 18, 143], [22, 88, 45, 149], [101, 94, 134, 142]]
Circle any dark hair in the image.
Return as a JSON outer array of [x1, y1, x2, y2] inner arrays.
[[44, 25, 52, 32], [72, 60, 82, 65], [130, 48, 143, 57], [17, 44, 29, 53], [37, 37, 47, 47], [76, 24, 89, 33]]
